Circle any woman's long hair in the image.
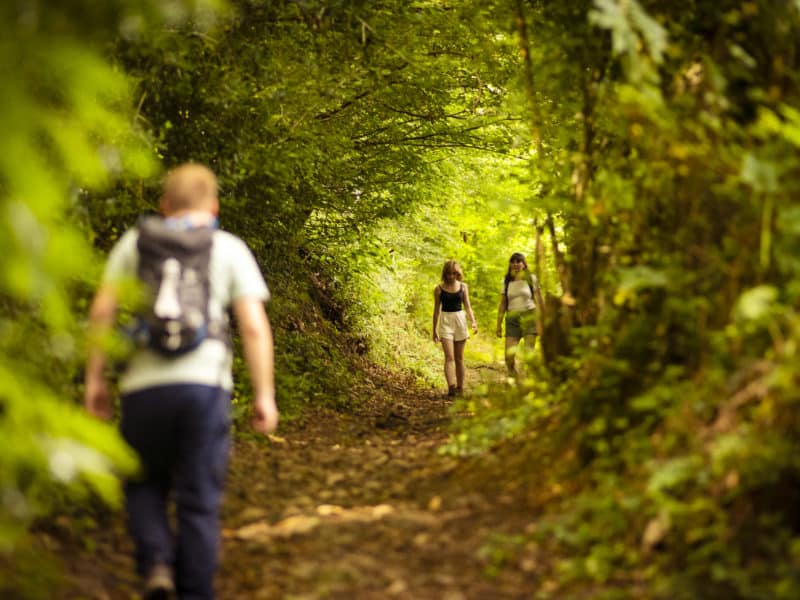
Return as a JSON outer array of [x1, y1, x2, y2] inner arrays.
[[503, 252, 529, 286], [440, 260, 464, 283]]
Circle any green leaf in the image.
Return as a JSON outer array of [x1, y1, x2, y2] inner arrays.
[[647, 456, 701, 494], [734, 285, 778, 321], [741, 153, 780, 193]]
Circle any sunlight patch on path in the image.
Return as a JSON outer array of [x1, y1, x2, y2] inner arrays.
[[225, 502, 459, 543]]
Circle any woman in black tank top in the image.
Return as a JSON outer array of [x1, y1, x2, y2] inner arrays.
[[438, 284, 464, 312], [432, 260, 478, 397]]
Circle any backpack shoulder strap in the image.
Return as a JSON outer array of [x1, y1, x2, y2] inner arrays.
[[137, 216, 214, 253]]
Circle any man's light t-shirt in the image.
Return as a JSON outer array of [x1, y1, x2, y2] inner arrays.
[[103, 227, 269, 393]]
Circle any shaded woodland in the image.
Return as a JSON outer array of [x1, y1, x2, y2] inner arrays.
[[2, 0, 800, 598]]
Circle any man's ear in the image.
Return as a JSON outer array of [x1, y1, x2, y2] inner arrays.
[[210, 196, 219, 216], [159, 195, 170, 215]]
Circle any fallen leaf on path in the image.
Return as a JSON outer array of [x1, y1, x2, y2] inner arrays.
[[232, 504, 396, 543], [642, 511, 671, 552], [413, 532, 429, 547], [520, 557, 538, 572], [316, 504, 344, 516], [234, 514, 321, 540], [386, 579, 408, 595], [326, 472, 346, 486], [235, 507, 269, 523]]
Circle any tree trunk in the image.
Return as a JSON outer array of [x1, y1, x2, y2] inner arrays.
[[539, 214, 573, 369], [513, 0, 542, 155]]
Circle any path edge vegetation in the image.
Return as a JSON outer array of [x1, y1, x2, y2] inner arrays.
[[2, 1, 800, 599]]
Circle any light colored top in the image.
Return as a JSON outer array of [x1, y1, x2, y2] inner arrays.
[[502, 276, 539, 313], [103, 227, 269, 393]]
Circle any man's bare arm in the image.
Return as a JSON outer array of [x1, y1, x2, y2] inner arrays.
[[84, 285, 118, 420], [233, 297, 278, 434]]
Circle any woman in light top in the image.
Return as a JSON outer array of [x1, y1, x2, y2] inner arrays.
[[495, 252, 544, 374], [432, 260, 478, 397]]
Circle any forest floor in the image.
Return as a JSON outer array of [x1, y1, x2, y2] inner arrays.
[[33, 360, 545, 599]]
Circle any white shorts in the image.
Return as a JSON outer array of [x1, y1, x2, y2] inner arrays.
[[438, 310, 469, 341]]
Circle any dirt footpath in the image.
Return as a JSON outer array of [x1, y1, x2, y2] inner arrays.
[[48, 364, 539, 599], [215, 365, 535, 599]]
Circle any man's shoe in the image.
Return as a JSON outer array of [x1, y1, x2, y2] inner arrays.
[[143, 563, 175, 600]]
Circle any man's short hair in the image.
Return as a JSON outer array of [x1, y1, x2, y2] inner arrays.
[[162, 163, 218, 211]]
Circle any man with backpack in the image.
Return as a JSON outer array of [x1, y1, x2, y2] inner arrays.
[[84, 162, 278, 599]]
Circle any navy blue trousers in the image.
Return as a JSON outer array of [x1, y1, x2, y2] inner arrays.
[[120, 384, 231, 600]]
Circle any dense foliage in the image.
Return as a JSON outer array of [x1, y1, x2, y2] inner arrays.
[[2, 0, 800, 598], [0, 0, 227, 557], [80, 0, 535, 417], [444, 1, 800, 598]]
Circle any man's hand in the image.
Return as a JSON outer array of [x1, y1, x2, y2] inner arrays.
[[84, 284, 118, 421], [252, 391, 279, 434], [84, 376, 113, 421]]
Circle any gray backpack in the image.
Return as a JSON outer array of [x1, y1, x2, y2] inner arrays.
[[134, 216, 219, 355]]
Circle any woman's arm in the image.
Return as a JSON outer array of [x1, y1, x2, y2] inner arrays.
[[496, 293, 507, 338], [462, 283, 478, 333], [433, 286, 442, 342]]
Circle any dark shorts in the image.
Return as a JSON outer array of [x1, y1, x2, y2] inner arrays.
[[506, 310, 536, 338]]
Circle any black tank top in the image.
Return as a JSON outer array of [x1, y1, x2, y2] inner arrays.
[[439, 284, 464, 312]]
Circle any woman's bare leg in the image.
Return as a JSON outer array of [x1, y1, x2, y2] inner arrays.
[[516, 334, 538, 377], [523, 334, 537, 352], [441, 339, 456, 389], [454, 339, 467, 392], [505, 336, 520, 374]]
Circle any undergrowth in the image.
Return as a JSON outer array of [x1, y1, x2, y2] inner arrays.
[[443, 295, 800, 600], [230, 270, 369, 426]]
